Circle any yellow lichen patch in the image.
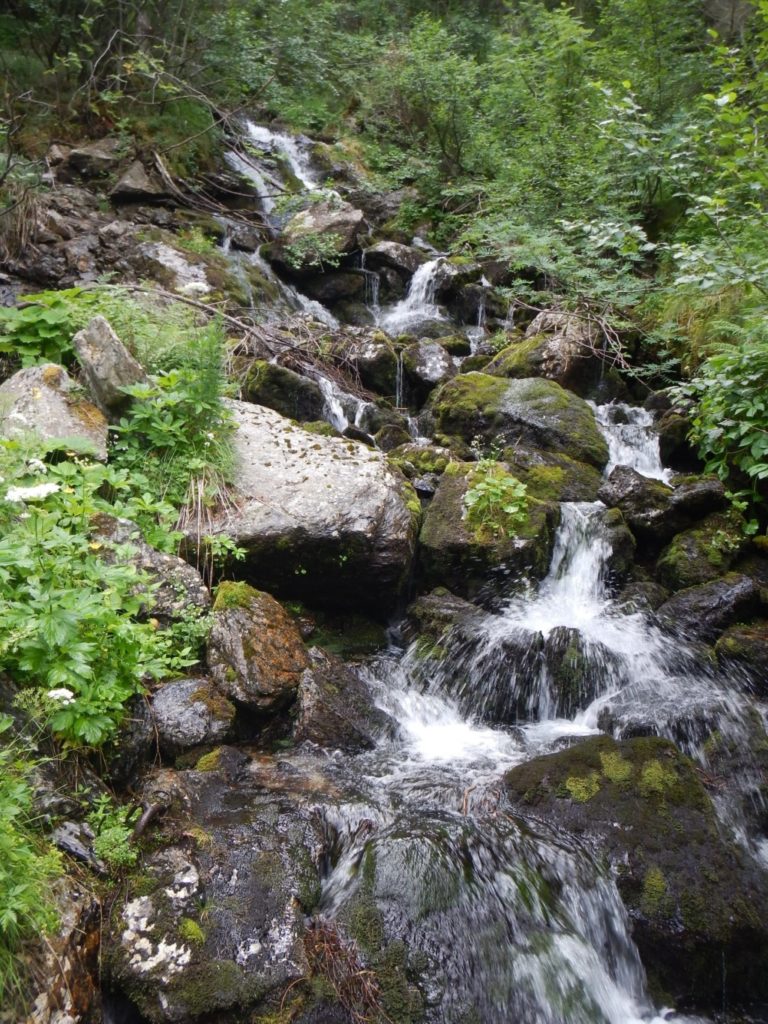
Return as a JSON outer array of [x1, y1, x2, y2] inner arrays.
[[600, 750, 633, 785], [639, 759, 678, 799], [565, 772, 601, 802], [641, 866, 668, 916]]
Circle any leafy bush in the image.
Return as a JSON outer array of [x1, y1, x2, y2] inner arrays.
[[0, 715, 61, 1007], [463, 460, 529, 540], [283, 231, 344, 270], [88, 794, 139, 872]]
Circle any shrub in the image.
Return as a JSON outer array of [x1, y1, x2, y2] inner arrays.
[[462, 459, 529, 540]]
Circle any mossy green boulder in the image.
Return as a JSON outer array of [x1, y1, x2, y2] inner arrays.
[[504, 735, 768, 1009], [500, 445, 603, 502], [715, 620, 768, 695], [239, 360, 325, 422], [430, 374, 608, 469], [418, 461, 560, 599], [655, 510, 747, 591]]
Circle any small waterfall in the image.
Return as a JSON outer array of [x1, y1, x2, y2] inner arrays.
[[360, 251, 381, 324], [591, 402, 672, 483], [313, 372, 375, 434], [224, 150, 280, 215], [467, 286, 488, 353], [246, 248, 339, 328], [395, 350, 404, 408], [379, 258, 447, 335], [245, 120, 318, 191]]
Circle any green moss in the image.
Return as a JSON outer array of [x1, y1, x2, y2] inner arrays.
[[655, 510, 746, 591], [190, 687, 234, 720], [641, 866, 668, 916], [213, 580, 258, 611], [565, 772, 601, 802], [195, 747, 225, 772], [349, 847, 384, 955], [600, 750, 633, 785], [638, 759, 678, 799], [300, 420, 339, 437], [179, 917, 205, 945], [485, 334, 546, 379], [166, 959, 260, 1017], [377, 940, 425, 1024]]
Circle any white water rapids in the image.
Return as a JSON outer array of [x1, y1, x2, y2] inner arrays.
[[313, 403, 759, 1024]]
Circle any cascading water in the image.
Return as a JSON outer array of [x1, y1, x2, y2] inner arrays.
[[467, 276, 490, 353], [379, 258, 447, 335], [225, 120, 319, 218], [310, 403, 750, 1023], [244, 120, 319, 191], [360, 251, 382, 324]]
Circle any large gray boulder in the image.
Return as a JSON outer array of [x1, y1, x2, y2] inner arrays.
[[67, 137, 123, 176], [270, 200, 367, 273], [655, 573, 763, 643], [0, 363, 108, 458], [362, 241, 426, 277], [110, 160, 167, 201], [151, 678, 235, 756], [203, 401, 420, 613], [72, 315, 148, 418]]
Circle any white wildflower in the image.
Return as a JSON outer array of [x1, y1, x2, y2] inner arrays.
[[47, 688, 75, 705], [5, 482, 61, 502], [26, 458, 47, 474]]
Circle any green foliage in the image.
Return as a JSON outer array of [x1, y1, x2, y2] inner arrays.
[[674, 323, 768, 508], [463, 460, 529, 540], [283, 232, 344, 271], [0, 715, 61, 1008], [175, 226, 218, 256], [88, 794, 138, 872], [0, 288, 96, 366]]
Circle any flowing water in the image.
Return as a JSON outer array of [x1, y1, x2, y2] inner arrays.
[[311, 403, 764, 1023], [379, 258, 448, 335]]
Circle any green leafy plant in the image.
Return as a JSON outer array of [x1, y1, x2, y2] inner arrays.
[[88, 794, 139, 871], [175, 226, 218, 256], [463, 459, 529, 540], [0, 715, 61, 1008], [283, 231, 343, 270]]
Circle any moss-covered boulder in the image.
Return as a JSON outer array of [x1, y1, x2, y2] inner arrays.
[[240, 360, 325, 422], [484, 316, 601, 399], [715, 621, 768, 695], [207, 582, 311, 712], [418, 461, 560, 600], [106, 767, 325, 1023], [328, 333, 399, 396], [656, 573, 763, 644], [388, 443, 453, 481], [655, 510, 748, 592], [503, 735, 768, 1009], [430, 374, 608, 469], [598, 467, 727, 547], [656, 409, 702, 473], [500, 445, 603, 502]]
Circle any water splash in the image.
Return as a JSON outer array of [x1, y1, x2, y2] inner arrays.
[[379, 258, 447, 335]]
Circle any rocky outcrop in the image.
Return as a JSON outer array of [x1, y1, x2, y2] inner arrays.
[[485, 310, 606, 395], [151, 678, 235, 756], [293, 647, 389, 751], [207, 582, 311, 711], [431, 374, 609, 469], [503, 735, 768, 1009], [110, 160, 167, 201], [203, 401, 419, 614], [597, 467, 727, 546], [72, 314, 148, 417], [654, 509, 747, 591], [363, 241, 426, 277], [500, 446, 604, 502], [91, 515, 211, 623], [715, 621, 768, 694], [106, 766, 325, 1023], [0, 363, 108, 458], [270, 200, 367, 273], [402, 340, 456, 404], [239, 359, 326, 421], [418, 462, 560, 600], [656, 572, 762, 643], [67, 137, 123, 176]]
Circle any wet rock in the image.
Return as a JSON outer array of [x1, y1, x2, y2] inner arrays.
[[374, 423, 412, 451], [485, 310, 606, 396], [656, 409, 701, 472], [68, 137, 123, 176], [0, 363, 108, 458], [363, 240, 426, 277], [431, 373, 609, 469], [202, 401, 419, 615], [500, 446, 603, 502], [207, 582, 310, 712], [715, 621, 768, 695], [102, 693, 155, 788], [404, 587, 484, 645], [656, 573, 762, 643], [151, 678, 235, 756], [503, 735, 768, 1010], [91, 515, 211, 623], [111, 160, 167, 201], [388, 443, 453, 482], [418, 462, 560, 601], [51, 820, 106, 874], [240, 359, 325, 421], [600, 506, 636, 581], [329, 333, 399, 395], [597, 467, 727, 546], [106, 769, 323, 1023], [654, 510, 748, 591], [72, 314, 148, 418], [542, 627, 617, 717], [615, 580, 670, 613], [294, 647, 389, 751], [402, 340, 456, 404], [21, 878, 100, 1024], [136, 241, 211, 296], [302, 271, 366, 303]]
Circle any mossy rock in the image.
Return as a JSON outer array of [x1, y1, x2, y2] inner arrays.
[[240, 360, 325, 422], [429, 373, 608, 469], [655, 510, 748, 592], [715, 620, 768, 695], [387, 443, 453, 480], [504, 735, 768, 1009], [499, 445, 603, 502], [418, 461, 560, 600], [484, 330, 605, 397]]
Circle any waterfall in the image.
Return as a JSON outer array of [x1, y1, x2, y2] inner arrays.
[[360, 251, 381, 324], [225, 120, 319, 217], [379, 258, 447, 335], [591, 402, 672, 482], [467, 289, 487, 353], [244, 120, 319, 191], [314, 400, 759, 1024]]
